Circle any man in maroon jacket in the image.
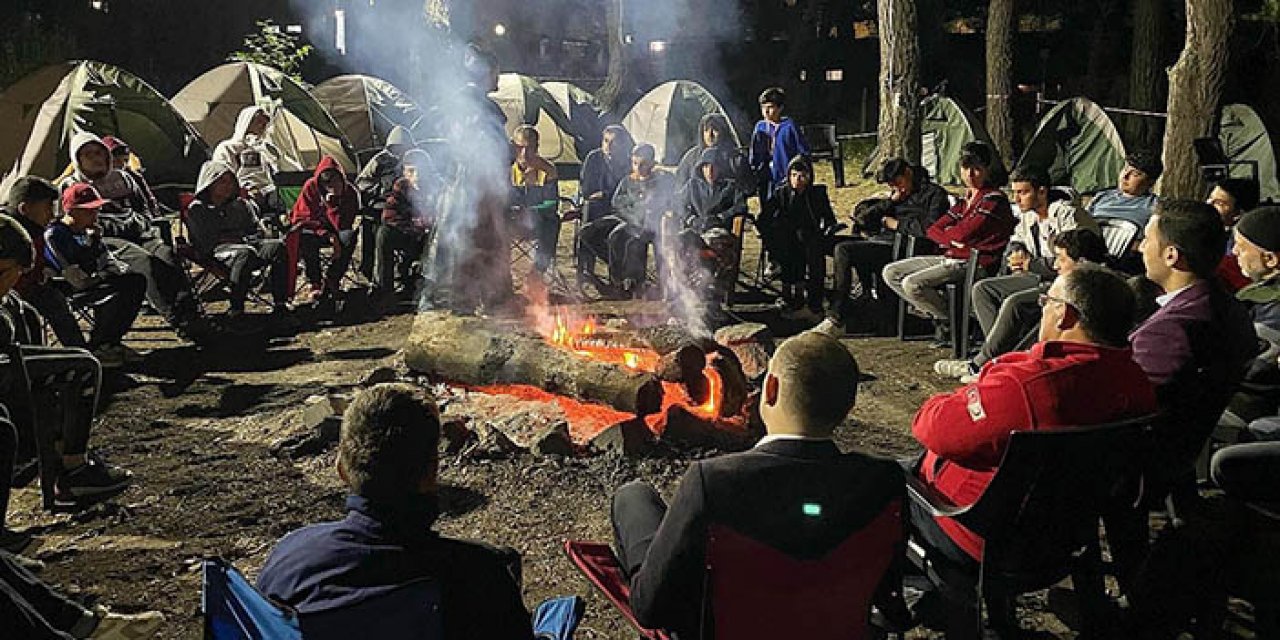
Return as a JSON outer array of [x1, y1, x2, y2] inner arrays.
[[910, 264, 1157, 567], [882, 141, 1015, 335]]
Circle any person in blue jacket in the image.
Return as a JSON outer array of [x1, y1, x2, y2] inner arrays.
[[748, 87, 810, 203]]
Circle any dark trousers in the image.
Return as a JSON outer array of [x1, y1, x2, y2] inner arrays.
[[215, 240, 289, 308], [104, 237, 197, 324], [512, 208, 561, 274], [374, 226, 426, 292], [0, 411, 15, 529], [611, 480, 667, 579], [300, 230, 358, 293], [970, 275, 1043, 366], [0, 550, 88, 639], [577, 216, 622, 281], [1211, 442, 1280, 504], [21, 346, 99, 459], [831, 238, 894, 321], [578, 216, 652, 286], [358, 214, 379, 280]]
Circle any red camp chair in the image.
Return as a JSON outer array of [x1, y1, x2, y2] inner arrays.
[[565, 497, 903, 640]]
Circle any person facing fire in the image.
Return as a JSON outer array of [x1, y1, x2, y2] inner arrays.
[[288, 156, 360, 306], [605, 144, 675, 297], [374, 149, 438, 303], [673, 148, 748, 301], [509, 125, 561, 278]]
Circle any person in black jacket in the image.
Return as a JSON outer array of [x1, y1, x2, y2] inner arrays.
[[577, 125, 634, 224], [611, 331, 907, 638], [671, 149, 748, 302], [757, 155, 840, 317]]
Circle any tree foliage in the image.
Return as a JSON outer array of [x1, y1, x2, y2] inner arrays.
[[228, 19, 313, 81]]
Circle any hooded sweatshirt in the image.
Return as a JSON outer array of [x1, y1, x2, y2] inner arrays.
[[290, 156, 360, 235], [60, 132, 156, 243], [212, 106, 283, 194], [356, 126, 414, 207], [749, 116, 809, 194], [675, 114, 748, 189], [186, 160, 266, 256]]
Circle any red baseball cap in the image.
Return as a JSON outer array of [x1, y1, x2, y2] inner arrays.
[[61, 183, 110, 212]]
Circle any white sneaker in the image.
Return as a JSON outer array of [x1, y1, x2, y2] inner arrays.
[[933, 359, 973, 379], [90, 607, 165, 639], [813, 317, 843, 339], [959, 372, 978, 384]]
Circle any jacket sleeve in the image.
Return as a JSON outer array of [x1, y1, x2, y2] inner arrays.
[[912, 370, 1031, 469], [931, 198, 1007, 249], [1130, 314, 1193, 387], [185, 204, 217, 256], [925, 210, 957, 246], [783, 124, 810, 159], [630, 463, 710, 632]]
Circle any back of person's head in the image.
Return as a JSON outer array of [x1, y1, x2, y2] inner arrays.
[[339, 384, 442, 501], [463, 42, 498, 82], [1059, 263, 1137, 347], [876, 158, 911, 184], [1215, 177, 1261, 213], [1009, 166, 1050, 190], [758, 87, 786, 107], [1125, 150, 1163, 181], [960, 141, 995, 170], [5, 176, 59, 209], [0, 214, 34, 269], [1152, 198, 1227, 278], [1053, 228, 1108, 264], [763, 331, 859, 435]]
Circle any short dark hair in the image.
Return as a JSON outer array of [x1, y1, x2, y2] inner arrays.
[[1009, 166, 1051, 191], [6, 176, 59, 208], [0, 214, 34, 269], [1215, 177, 1261, 213], [1053, 228, 1109, 264], [339, 384, 441, 501], [513, 124, 539, 144], [463, 42, 498, 79], [1125, 150, 1163, 180], [1060, 263, 1137, 348], [1152, 198, 1228, 278], [758, 87, 785, 107], [959, 141, 995, 170], [876, 158, 911, 184]]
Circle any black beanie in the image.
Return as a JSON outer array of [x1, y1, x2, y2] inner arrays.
[[1236, 206, 1280, 252]]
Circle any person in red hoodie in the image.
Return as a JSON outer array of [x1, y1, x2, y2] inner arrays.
[[909, 264, 1156, 601], [882, 141, 1015, 337], [288, 156, 360, 303]]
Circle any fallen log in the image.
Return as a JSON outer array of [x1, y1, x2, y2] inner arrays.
[[405, 312, 664, 415]]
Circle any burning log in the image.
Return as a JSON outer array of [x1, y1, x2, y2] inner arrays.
[[405, 312, 664, 416]]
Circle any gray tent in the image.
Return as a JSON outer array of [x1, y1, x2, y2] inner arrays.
[[1219, 104, 1280, 203], [1017, 98, 1127, 194], [491, 74, 582, 165], [0, 60, 208, 192], [313, 74, 423, 162], [622, 81, 740, 166], [172, 62, 356, 172]]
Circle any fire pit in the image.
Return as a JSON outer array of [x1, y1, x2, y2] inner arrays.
[[403, 303, 760, 454]]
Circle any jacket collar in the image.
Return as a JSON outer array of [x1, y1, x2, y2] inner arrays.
[[345, 493, 440, 540], [752, 437, 841, 459]]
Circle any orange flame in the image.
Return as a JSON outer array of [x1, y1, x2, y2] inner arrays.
[[623, 352, 640, 369], [695, 366, 723, 417]]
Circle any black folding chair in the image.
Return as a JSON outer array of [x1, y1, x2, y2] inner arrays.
[[893, 234, 933, 341], [944, 251, 986, 360], [907, 416, 1152, 637], [0, 345, 61, 511]]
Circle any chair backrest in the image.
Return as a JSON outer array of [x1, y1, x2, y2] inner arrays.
[[203, 558, 301, 639], [705, 498, 902, 640], [1094, 216, 1142, 259], [955, 417, 1150, 573], [298, 579, 442, 640], [801, 124, 839, 158]]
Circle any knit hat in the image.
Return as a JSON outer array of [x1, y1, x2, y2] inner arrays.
[[1236, 206, 1280, 252]]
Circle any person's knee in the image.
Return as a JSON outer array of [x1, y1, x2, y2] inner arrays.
[[901, 271, 929, 295], [612, 480, 660, 516]]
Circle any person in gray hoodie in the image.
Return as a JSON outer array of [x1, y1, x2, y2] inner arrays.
[[355, 126, 417, 279], [186, 161, 289, 315], [212, 106, 296, 220]]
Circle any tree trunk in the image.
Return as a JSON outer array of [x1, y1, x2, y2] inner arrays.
[[1084, 0, 1121, 101], [1160, 0, 1233, 198], [596, 0, 638, 115], [986, 0, 1016, 167], [875, 0, 923, 165], [1125, 0, 1167, 149]]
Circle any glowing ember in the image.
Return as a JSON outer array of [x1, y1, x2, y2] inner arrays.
[[623, 352, 640, 369], [464, 383, 633, 442]]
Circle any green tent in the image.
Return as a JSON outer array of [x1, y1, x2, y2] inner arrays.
[[491, 74, 582, 165], [313, 74, 423, 161], [0, 60, 209, 192], [1017, 97, 1126, 194], [542, 81, 606, 159], [621, 81, 740, 167], [864, 95, 1001, 186], [1219, 104, 1280, 203], [172, 62, 356, 172]]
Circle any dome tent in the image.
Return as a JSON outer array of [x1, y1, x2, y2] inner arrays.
[[863, 95, 1003, 187], [621, 81, 740, 167], [1218, 104, 1280, 203], [313, 74, 423, 162], [1017, 97, 1127, 195], [542, 81, 606, 159], [490, 74, 582, 165], [172, 62, 356, 173], [0, 60, 208, 193]]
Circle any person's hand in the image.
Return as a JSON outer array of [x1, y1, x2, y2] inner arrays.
[[1007, 250, 1030, 273], [883, 215, 900, 231], [589, 191, 605, 200], [324, 191, 338, 206], [890, 185, 909, 202], [950, 240, 965, 249]]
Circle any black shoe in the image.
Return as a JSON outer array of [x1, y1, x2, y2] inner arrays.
[[930, 321, 952, 349], [0, 528, 33, 554], [55, 456, 132, 502]]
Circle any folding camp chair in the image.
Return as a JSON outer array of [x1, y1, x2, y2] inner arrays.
[[906, 416, 1152, 638], [565, 496, 905, 640], [944, 251, 986, 360], [801, 124, 845, 187], [0, 345, 60, 511], [893, 235, 934, 341], [507, 199, 575, 299], [1094, 216, 1143, 263], [172, 194, 272, 311]]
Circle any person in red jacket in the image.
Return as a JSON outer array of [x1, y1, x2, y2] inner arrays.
[[882, 141, 1015, 336], [288, 156, 361, 303], [910, 263, 1157, 568]]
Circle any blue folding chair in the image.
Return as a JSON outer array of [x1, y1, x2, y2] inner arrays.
[[202, 558, 300, 639]]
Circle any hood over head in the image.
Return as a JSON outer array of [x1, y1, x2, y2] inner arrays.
[[69, 132, 111, 179], [195, 160, 235, 199], [312, 155, 345, 181], [232, 106, 270, 141]]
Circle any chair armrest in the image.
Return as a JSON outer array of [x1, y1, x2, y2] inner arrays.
[[905, 473, 975, 519]]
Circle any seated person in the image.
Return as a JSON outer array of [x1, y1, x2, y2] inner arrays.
[[288, 156, 360, 303], [882, 141, 1015, 336], [1088, 150, 1161, 273], [212, 106, 291, 220], [936, 228, 1108, 382], [611, 331, 907, 637], [102, 136, 159, 216], [672, 149, 748, 300], [60, 133, 206, 339], [577, 144, 673, 297], [577, 125, 633, 224], [41, 186, 147, 368], [822, 157, 950, 332], [675, 113, 749, 190], [374, 150, 437, 299], [1209, 177, 1261, 293], [509, 125, 561, 277], [1223, 207, 1280, 426], [758, 155, 839, 319], [355, 126, 416, 280], [0, 547, 164, 639], [910, 265, 1157, 632], [0, 213, 133, 504], [257, 384, 532, 638], [4, 178, 144, 364], [185, 161, 290, 316]]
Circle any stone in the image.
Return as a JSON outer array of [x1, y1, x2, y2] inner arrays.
[[464, 422, 522, 459], [302, 394, 351, 430], [660, 405, 721, 448], [271, 416, 341, 459], [441, 418, 474, 455], [708, 350, 749, 418], [714, 323, 775, 382], [362, 366, 399, 387], [530, 421, 575, 457], [589, 419, 653, 457]]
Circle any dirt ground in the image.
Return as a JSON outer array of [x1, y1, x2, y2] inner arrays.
[[7, 166, 1072, 639]]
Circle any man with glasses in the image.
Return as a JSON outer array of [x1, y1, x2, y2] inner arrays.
[[909, 264, 1157, 620]]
